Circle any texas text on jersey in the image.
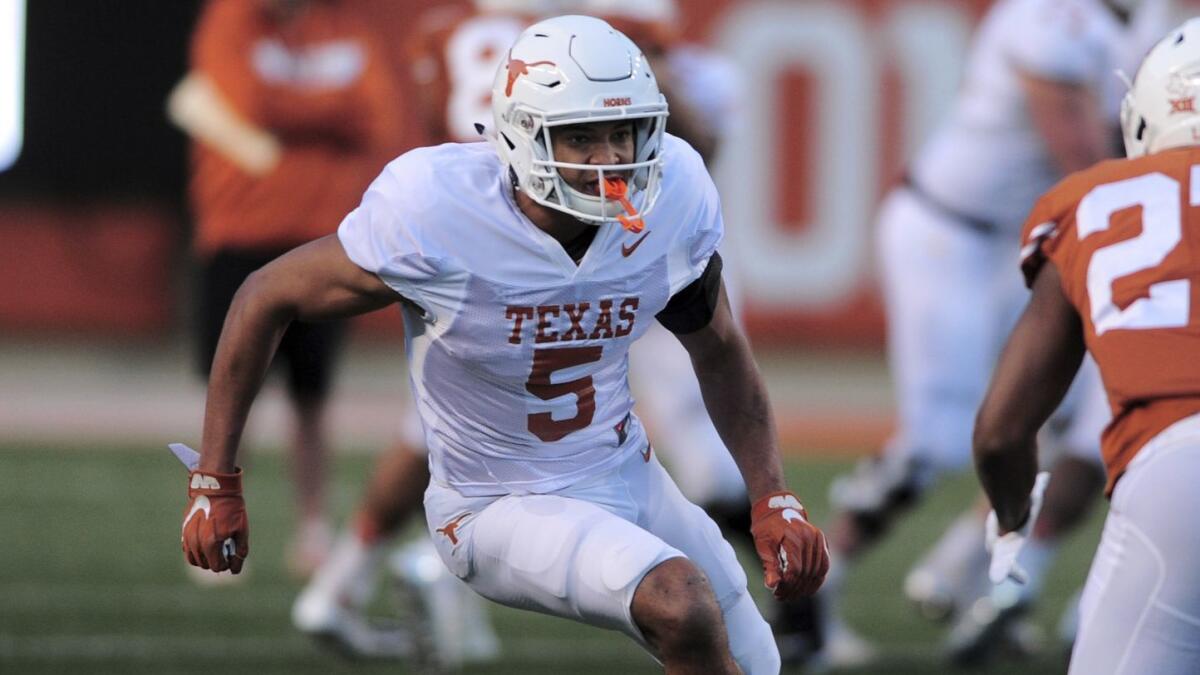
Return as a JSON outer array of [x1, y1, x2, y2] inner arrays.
[[337, 134, 721, 496]]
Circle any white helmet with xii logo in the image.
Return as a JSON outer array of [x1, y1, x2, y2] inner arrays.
[[489, 14, 668, 227], [1121, 18, 1200, 158]]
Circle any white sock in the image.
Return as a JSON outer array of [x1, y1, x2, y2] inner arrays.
[[313, 529, 387, 609], [724, 591, 780, 675], [924, 512, 987, 582]]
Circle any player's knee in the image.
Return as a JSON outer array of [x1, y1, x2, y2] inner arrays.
[[632, 557, 726, 655]]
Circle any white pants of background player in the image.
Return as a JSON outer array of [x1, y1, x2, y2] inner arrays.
[[629, 322, 745, 507], [628, 259, 745, 508], [1068, 413, 1200, 675], [424, 447, 779, 674], [877, 187, 1106, 475]]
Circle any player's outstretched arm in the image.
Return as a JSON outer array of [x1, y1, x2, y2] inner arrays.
[[181, 235, 402, 573], [974, 262, 1085, 533], [674, 284, 782, 498], [674, 283, 829, 598], [200, 234, 401, 472]]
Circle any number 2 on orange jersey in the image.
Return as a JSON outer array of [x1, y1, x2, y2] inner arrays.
[[1076, 166, 1199, 335]]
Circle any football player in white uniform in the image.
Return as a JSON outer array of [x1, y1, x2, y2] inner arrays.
[[802, 0, 1169, 668], [292, 0, 757, 665], [178, 16, 828, 674]]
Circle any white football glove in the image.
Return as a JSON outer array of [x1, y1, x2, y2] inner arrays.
[[985, 471, 1050, 585]]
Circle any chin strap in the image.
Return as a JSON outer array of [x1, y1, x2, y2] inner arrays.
[[603, 176, 645, 233]]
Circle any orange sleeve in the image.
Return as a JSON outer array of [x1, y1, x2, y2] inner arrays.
[[1019, 189, 1069, 289]]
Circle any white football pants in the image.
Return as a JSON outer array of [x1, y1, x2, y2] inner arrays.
[[876, 187, 1107, 473], [423, 447, 778, 674], [1069, 413, 1200, 674]]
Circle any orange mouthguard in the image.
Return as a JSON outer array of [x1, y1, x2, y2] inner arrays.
[[603, 176, 645, 233]]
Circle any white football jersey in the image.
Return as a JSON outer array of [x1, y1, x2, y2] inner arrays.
[[908, 0, 1168, 233], [338, 135, 722, 496]]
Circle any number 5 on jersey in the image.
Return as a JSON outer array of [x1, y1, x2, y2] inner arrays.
[[525, 346, 604, 441]]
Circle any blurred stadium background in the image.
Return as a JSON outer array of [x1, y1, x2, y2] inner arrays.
[[2, 1, 1197, 673]]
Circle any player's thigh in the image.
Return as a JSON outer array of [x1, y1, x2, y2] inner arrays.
[[1071, 432, 1200, 674], [876, 190, 998, 358], [278, 316, 346, 401], [622, 455, 749, 609], [424, 481, 683, 640], [876, 189, 1003, 463]]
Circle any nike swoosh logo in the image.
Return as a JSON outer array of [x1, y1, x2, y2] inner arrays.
[[621, 231, 650, 257], [182, 495, 211, 535]]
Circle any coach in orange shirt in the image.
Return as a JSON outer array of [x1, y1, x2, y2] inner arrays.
[[168, 0, 404, 579]]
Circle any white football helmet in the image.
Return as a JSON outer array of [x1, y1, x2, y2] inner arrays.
[[1121, 18, 1200, 158], [490, 15, 668, 225]]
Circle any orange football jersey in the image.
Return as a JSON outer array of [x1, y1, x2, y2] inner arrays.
[[405, 6, 528, 144], [1020, 146, 1200, 495]]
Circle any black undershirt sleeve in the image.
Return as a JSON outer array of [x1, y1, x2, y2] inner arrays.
[[655, 251, 723, 334]]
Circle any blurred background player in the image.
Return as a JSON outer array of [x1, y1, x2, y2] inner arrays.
[[167, 0, 405, 579], [291, 2, 530, 663], [291, 0, 759, 665], [802, 0, 1171, 668], [976, 19, 1200, 673]]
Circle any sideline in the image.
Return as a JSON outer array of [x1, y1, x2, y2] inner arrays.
[[0, 341, 892, 456]]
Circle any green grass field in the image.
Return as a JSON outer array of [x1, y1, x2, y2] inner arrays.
[[0, 443, 1104, 674]]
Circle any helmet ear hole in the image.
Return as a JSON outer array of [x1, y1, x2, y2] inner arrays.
[[1137, 118, 1147, 141]]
